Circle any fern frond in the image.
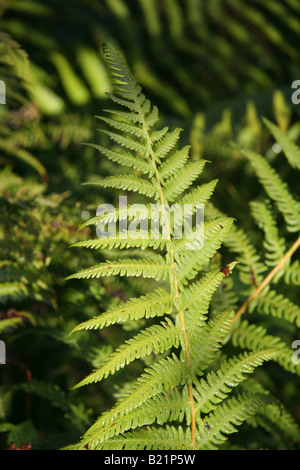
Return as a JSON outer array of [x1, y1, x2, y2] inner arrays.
[[72, 387, 191, 449], [194, 348, 278, 413], [197, 393, 272, 450], [252, 288, 300, 327], [153, 128, 183, 163], [97, 115, 145, 139], [239, 146, 300, 232], [150, 127, 170, 144], [80, 203, 154, 230], [284, 260, 300, 286], [100, 129, 148, 156], [102, 108, 141, 124], [78, 354, 189, 449], [62, 37, 299, 452], [206, 203, 267, 287], [85, 143, 153, 175], [263, 117, 300, 170], [182, 266, 237, 360], [96, 425, 191, 450], [192, 309, 235, 374], [231, 320, 300, 377], [175, 218, 234, 285], [70, 288, 174, 332], [250, 200, 286, 267], [159, 145, 191, 179], [71, 231, 167, 251], [179, 179, 218, 208], [66, 256, 170, 281], [73, 319, 182, 388], [84, 175, 158, 198], [163, 160, 208, 202]]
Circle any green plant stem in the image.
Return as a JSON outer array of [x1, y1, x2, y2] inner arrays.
[[232, 235, 300, 324], [134, 95, 196, 450]]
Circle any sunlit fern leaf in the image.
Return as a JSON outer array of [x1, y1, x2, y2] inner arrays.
[[68, 387, 191, 450], [84, 175, 159, 198], [179, 179, 218, 208], [159, 145, 191, 179], [100, 129, 149, 156], [205, 203, 267, 288], [73, 318, 182, 388], [175, 218, 234, 285], [95, 424, 192, 451], [70, 230, 167, 251], [70, 288, 174, 332], [78, 354, 189, 449], [66, 256, 171, 281], [153, 128, 183, 163], [194, 348, 278, 414], [196, 393, 273, 450], [192, 309, 235, 375], [150, 126, 170, 143], [84, 143, 154, 175], [163, 160, 208, 202], [79, 203, 154, 230], [66, 42, 285, 451]]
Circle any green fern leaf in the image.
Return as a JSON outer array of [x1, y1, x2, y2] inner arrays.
[[159, 145, 191, 179], [73, 318, 182, 388], [239, 146, 300, 232], [84, 175, 158, 198], [154, 128, 182, 163], [263, 117, 300, 170], [96, 425, 191, 450], [175, 218, 234, 285], [197, 393, 271, 450], [194, 348, 278, 413], [193, 309, 235, 374], [71, 231, 167, 251], [66, 256, 170, 281], [70, 288, 174, 332], [163, 160, 208, 202], [85, 142, 153, 175], [79, 354, 189, 449], [70, 387, 191, 449]]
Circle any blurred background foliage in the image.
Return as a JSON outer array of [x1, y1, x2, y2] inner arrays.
[[0, 0, 300, 449]]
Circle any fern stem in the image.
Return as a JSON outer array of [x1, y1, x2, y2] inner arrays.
[[233, 235, 300, 324], [133, 91, 196, 450]]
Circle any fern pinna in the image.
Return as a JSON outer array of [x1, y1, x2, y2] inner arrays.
[[66, 43, 289, 450]]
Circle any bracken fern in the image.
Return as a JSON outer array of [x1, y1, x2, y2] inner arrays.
[[66, 43, 299, 450]]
